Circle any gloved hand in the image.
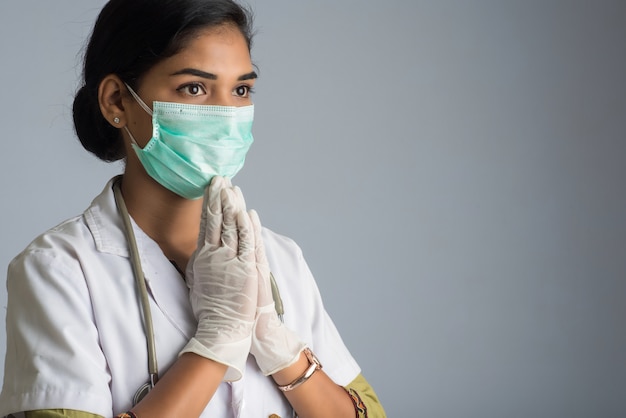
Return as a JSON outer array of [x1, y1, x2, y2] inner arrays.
[[180, 176, 258, 381], [248, 209, 307, 375]]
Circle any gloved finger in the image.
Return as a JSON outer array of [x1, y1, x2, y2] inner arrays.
[[236, 209, 255, 262], [220, 187, 240, 253], [231, 185, 247, 214], [199, 175, 225, 249], [249, 209, 269, 267]]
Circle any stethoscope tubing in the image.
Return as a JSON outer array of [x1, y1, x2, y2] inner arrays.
[[113, 179, 160, 401]]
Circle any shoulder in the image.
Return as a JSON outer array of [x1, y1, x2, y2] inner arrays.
[[20, 214, 93, 254], [7, 177, 121, 288], [261, 227, 304, 259], [8, 215, 93, 282], [5, 218, 100, 329]]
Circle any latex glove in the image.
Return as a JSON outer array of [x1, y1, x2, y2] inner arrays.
[[249, 209, 306, 375], [180, 176, 258, 381]]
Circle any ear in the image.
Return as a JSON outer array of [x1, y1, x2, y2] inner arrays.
[[98, 74, 127, 128]]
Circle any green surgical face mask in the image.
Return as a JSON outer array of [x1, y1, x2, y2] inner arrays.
[[124, 84, 254, 200]]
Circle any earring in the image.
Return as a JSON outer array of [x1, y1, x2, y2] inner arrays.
[[113, 117, 120, 124]]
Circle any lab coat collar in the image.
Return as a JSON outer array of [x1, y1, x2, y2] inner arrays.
[[84, 176, 130, 258], [83, 176, 173, 264], [83, 176, 196, 339]]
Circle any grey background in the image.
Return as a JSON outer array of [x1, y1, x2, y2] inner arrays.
[[1, 0, 625, 416]]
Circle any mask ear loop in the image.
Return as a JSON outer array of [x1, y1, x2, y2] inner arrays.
[[125, 83, 154, 116], [123, 83, 153, 148], [123, 126, 141, 148]]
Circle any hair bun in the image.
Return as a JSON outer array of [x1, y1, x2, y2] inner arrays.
[[73, 85, 124, 162]]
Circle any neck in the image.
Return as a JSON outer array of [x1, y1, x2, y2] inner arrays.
[[120, 167, 202, 270]]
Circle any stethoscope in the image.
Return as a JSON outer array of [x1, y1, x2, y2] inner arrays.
[[112, 178, 285, 406]]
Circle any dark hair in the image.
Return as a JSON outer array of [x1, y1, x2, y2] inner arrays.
[[73, 0, 254, 162]]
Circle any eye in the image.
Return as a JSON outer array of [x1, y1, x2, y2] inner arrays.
[[177, 83, 206, 97], [233, 85, 254, 98]]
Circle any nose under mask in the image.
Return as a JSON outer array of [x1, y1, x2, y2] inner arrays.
[[123, 83, 254, 200]]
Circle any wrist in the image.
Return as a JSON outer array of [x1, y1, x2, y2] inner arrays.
[[180, 336, 249, 382]]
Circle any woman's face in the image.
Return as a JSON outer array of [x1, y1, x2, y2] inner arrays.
[[124, 24, 256, 148]]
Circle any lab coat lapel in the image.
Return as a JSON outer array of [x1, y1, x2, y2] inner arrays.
[[87, 178, 196, 340], [132, 222, 196, 340]]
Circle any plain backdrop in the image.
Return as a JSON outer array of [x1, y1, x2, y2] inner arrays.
[[1, 1, 626, 416]]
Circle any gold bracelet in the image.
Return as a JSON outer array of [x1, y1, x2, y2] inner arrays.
[[277, 348, 322, 392]]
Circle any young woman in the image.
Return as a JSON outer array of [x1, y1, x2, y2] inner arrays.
[[0, 0, 384, 417]]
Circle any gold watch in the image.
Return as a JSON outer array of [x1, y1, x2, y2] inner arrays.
[[277, 348, 323, 392]]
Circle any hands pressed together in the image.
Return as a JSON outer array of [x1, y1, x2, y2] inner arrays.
[[180, 176, 306, 381], [124, 177, 362, 417]]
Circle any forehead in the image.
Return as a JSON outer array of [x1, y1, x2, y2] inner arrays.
[[174, 24, 250, 66], [136, 24, 253, 91]]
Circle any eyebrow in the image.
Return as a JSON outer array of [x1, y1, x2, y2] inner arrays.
[[171, 68, 258, 81]]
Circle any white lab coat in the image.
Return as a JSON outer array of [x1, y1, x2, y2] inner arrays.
[[0, 178, 360, 418]]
